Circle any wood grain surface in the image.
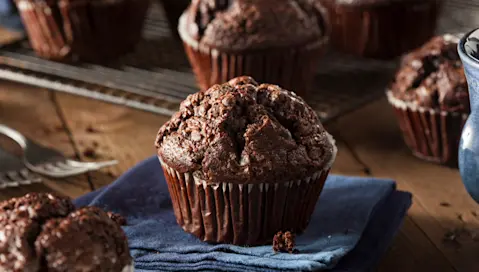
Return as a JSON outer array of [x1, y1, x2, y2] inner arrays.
[[1, 81, 478, 271]]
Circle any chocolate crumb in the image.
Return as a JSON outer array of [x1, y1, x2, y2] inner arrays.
[[86, 125, 99, 133], [439, 202, 451, 207], [106, 171, 116, 178], [273, 231, 297, 254], [472, 211, 478, 217], [83, 147, 98, 159], [107, 212, 127, 226]]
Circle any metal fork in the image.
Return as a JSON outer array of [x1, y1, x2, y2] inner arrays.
[[0, 148, 42, 188], [0, 124, 118, 178]]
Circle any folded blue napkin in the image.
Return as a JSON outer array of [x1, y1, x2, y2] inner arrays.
[[74, 156, 412, 272]]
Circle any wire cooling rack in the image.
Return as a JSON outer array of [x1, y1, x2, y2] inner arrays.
[[0, 0, 475, 122]]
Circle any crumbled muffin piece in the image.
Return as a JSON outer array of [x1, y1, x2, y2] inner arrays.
[[107, 211, 127, 226], [35, 206, 131, 272], [273, 231, 298, 254]]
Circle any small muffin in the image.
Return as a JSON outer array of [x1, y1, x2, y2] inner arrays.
[[387, 35, 469, 166], [178, 0, 330, 96], [158, 0, 190, 38], [320, 0, 442, 59], [15, 0, 150, 62], [155, 76, 337, 245], [0, 193, 132, 272], [36, 207, 132, 272]]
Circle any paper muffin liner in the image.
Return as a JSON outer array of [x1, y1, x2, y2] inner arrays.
[[16, 0, 150, 61], [160, 159, 331, 246], [178, 14, 328, 96], [387, 91, 468, 167], [322, 0, 441, 59]]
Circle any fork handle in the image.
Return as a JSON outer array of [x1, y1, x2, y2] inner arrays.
[[0, 125, 28, 149]]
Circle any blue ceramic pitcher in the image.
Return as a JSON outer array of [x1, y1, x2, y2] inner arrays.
[[458, 29, 479, 203]]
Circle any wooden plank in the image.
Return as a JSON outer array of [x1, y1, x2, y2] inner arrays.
[[0, 80, 91, 200], [332, 98, 479, 272], [0, 81, 459, 270], [54, 91, 171, 192]]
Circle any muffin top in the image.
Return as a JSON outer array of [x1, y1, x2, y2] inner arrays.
[[155, 76, 337, 184], [179, 0, 329, 51], [0, 193, 131, 272], [389, 35, 469, 113]]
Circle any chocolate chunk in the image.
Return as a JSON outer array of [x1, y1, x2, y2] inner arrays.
[[155, 76, 336, 184], [36, 206, 132, 272], [107, 212, 127, 226], [390, 35, 469, 113], [83, 147, 99, 159], [273, 231, 297, 254]]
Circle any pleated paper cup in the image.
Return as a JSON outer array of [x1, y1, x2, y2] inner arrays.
[[16, 0, 150, 62], [387, 91, 468, 167], [160, 158, 331, 246], [178, 13, 329, 96]]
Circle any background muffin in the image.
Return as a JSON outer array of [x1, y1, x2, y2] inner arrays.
[[15, 0, 150, 62], [387, 34, 469, 166], [0, 193, 132, 272], [178, 0, 329, 96], [320, 0, 442, 59], [155, 76, 337, 246]]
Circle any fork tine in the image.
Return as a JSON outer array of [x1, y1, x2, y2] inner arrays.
[[6, 169, 42, 185], [66, 160, 119, 169]]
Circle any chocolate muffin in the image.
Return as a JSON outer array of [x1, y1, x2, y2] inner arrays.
[[387, 34, 469, 166], [155, 76, 337, 245], [0, 193, 132, 272], [15, 0, 150, 62], [178, 0, 330, 96], [320, 0, 442, 59]]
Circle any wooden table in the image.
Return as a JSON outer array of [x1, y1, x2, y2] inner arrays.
[[0, 36, 478, 272], [1, 81, 478, 272]]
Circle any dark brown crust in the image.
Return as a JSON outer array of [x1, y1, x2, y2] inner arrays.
[[0, 218, 40, 272], [0, 193, 75, 222], [35, 206, 132, 272], [390, 35, 470, 113], [321, 0, 441, 59], [15, 0, 150, 61], [162, 162, 330, 245], [183, 0, 328, 51], [155, 76, 335, 184]]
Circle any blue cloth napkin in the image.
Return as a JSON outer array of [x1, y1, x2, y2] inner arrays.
[[74, 156, 412, 272]]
